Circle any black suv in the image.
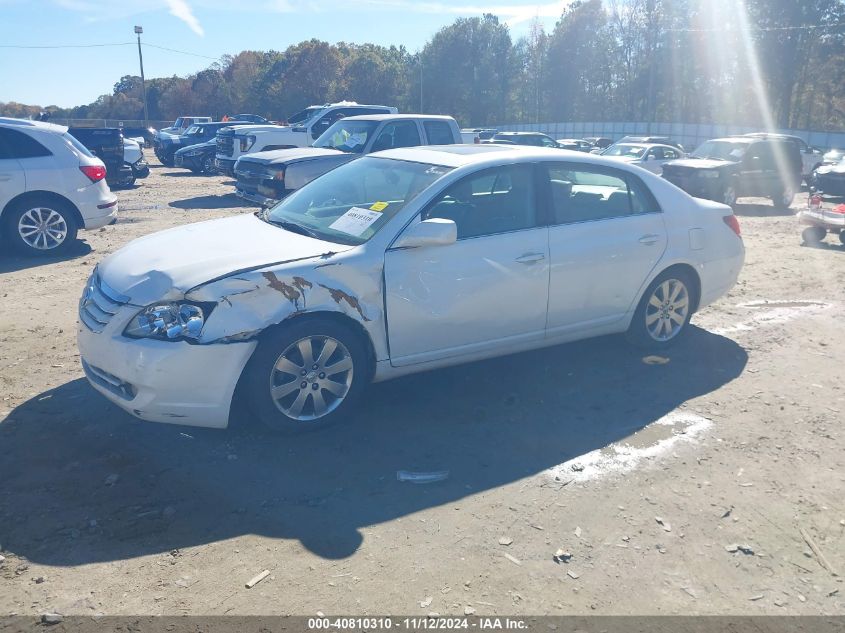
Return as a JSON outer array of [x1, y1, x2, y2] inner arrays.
[[661, 136, 802, 209]]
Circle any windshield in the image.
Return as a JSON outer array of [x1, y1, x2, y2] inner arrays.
[[313, 120, 380, 153], [267, 156, 452, 245], [288, 106, 324, 125], [603, 143, 647, 158], [692, 140, 747, 161]]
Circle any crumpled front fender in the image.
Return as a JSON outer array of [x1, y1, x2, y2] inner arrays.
[[185, 258, 387, 360]]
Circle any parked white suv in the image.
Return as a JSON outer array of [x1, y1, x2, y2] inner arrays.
[[215, 102, 398, 176], [0, 118, 117, 256]]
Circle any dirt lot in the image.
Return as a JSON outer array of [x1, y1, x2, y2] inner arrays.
[[1, 153, 843, 617]]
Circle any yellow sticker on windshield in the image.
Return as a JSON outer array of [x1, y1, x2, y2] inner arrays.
[[369, 201, 389, 212]]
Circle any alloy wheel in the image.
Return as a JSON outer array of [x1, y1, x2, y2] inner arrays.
[[723, 186, 737, 207], [645, 279, 690, 342], [17, 207, 68, 250], [269, 335, 354, 422]]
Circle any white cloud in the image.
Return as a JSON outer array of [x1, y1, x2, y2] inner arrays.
[[355, 0, 571, 27], [165, 0, 205, 36]]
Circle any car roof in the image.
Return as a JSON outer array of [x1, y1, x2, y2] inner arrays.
[[0, 117, 67, 134], [340, 114, 455, 122], [710, 137, 756, 144], [495, 131, 547, 136], [374, 144, 654, 170]]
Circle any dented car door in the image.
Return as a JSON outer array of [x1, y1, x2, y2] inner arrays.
[[384, 163, 550, 366]]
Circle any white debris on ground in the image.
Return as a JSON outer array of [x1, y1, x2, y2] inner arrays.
[[546, 412, 712, 482], [708, 299, 833, 337]]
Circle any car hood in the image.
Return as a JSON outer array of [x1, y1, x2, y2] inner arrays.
[[98, 214, 350, 305], [175, 140, 215, 155], [240, 147, 349, 166], [817, 163, 845, 175], [665, 158, 736, 169]]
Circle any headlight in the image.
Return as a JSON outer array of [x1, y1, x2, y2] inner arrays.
[[240, 135, 256, 152], [124, 302, 211, 341], [699, 170, 720, 179]]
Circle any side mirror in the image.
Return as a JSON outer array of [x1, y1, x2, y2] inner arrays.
[[393, 219, 457, 249]]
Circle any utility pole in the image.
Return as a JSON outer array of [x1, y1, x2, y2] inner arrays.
[[135, 26, 150, 130], [419, 52, 423, 112]]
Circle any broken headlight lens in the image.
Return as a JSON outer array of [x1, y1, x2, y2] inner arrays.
[[124, 302, 209, 341]]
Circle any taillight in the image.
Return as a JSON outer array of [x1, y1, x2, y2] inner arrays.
[[80, 165, 106, 183], [723, 215, 741, 237]]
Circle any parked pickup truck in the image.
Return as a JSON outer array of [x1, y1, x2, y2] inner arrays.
[[215, 102, 398, 176], [233, 114, 460, 206]]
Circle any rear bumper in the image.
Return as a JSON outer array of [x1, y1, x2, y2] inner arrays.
[[76, 183, 119, 230]]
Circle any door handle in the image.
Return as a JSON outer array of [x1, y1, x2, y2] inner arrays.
[[515, 252, 546, 264], [638, 234, 660, 245]]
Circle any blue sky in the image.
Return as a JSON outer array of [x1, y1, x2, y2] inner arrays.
[[0, 0, 570, 108]]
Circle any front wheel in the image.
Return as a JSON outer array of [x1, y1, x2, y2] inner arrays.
[[241, 318, 369, 433], [627, 270, 695, 349], [722, 185, 738, 208], [4, 197, 78, 257], [802, 226, 826, 244], [201, 155, 216, 175]]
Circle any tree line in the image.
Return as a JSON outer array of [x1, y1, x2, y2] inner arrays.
[[3, 0, 845, 130]]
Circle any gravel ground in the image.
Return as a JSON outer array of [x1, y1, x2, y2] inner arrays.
[[0, 152, 843, 617]]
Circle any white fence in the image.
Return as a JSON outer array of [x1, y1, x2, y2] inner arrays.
[[497, 121, 845, 150]]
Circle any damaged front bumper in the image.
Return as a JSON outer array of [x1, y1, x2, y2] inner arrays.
[[77, 306, 256, 429]]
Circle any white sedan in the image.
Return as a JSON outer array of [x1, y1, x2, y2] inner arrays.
[[601, 142, 684, 175], [77, 145, 744, 432]]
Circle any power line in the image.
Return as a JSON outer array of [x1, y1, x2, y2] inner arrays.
[[0, 42, 133, 49], [0, 41, 220, 61], [141, 42, 220, 60]]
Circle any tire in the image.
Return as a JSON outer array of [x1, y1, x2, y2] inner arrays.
[[802, 226, 826, 244], [201, 156, 216, 175], [722, 185, 738, 208], [4, 196, 78, 257], [241, 317, 369, 434], [627, 269, 696, 350], [772, 183, 796, 210]]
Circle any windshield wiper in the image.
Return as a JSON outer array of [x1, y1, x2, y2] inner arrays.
[[268, 219, 321, 240]]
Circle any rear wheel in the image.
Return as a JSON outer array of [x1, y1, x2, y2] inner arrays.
[[242, 317, 369, 434], [4, 196, 78, 257], [627, 269, 695, 349], [773, 183, 796, 209]]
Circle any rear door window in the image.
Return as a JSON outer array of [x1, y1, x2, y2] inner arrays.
[[423, 121, 456, 145], [544, 163, 661, 224], [0, 128, 52, 159]]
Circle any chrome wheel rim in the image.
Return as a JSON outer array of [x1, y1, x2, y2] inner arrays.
[[18, 207, 68, 250], [269, 335, 354, 422], [645, 279, 690, 342], [723, 187, 737, 206]]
